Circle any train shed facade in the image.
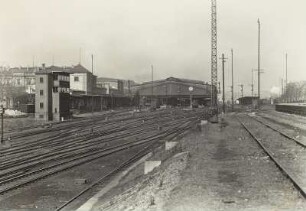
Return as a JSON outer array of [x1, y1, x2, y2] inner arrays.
[[132, 77, 214, 107]]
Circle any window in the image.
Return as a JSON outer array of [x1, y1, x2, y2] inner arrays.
[[39, 114, 44, 119], [54, 108, 57, 113], [40, 77, 44, 83], [53, 74, 58, 81], [74, 76, 79, 82], [40, 102, 44, 109], [40, 90, 44, 96], [53, 87, 58, 93], [17, 79, 21, 85]]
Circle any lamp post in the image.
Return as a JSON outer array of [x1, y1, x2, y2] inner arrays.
[[0, 105, 4, 144], [189, 86, 193, 109]]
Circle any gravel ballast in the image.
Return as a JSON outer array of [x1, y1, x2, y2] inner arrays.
[[95, 114, 306, 211]]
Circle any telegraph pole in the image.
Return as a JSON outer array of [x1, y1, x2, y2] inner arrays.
[[231, 49, 234, 111], [151, 65, 154, 106], [91, 54, 94, 114], [219, 54, 227, 114], [79, 48, 82, 65], [91, 54, 94, 133], [281, 78, 284, 96], [1, 105, 4, 144], [257, 19, 261, 108], [251, 69, 255, 97], [32, 56, 35, 68], [285, 53, 288, 102], [238, 84, 244, 98]]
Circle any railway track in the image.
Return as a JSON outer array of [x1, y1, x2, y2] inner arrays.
[[0, 109, 175, 153], [0, 110, 187, 163], [55, 116, 194, 211], [249, 115, 306, 147], [237, 114, 306, 199], [0, 109, 203, 196], [2, 109, 132, 140], [258, 111, 306, 133]]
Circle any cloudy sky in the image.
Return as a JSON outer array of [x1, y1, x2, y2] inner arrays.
[[0, 0, 305, 98]]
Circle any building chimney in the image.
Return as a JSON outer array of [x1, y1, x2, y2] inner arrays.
[[42, 63, 45, 71]]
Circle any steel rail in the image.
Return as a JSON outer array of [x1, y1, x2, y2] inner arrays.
[[0, 114, 184, 170], [0, 118, 183, 177], [250, 115, 306, 148], [237, 116, 306, 199], [0, 118, 197, 194], [54, 119, 195, 211]]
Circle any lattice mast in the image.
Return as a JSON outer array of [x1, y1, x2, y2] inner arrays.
[[211, 0, 218, 106]]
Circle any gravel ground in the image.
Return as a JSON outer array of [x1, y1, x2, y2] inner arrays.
[[260, 110, 306, 131], [0, 144, 147, 211], [240, 114, 306, 199], [96, 151, 190, 211], [162, 115, 305, 211], [1, 116, 43, 133], [254, 113, 306, 146], [87, 113, 306, 211]]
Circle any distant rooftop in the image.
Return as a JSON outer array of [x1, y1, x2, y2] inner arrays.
[[67, 64, 91, 74], [138, 77, 209, 86]]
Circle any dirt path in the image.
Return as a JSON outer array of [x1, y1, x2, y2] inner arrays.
[[163, 114, 305, 211], [88, 114, 306, 211]]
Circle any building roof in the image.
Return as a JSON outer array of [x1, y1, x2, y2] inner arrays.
[[35, 66, 70, 75], [133, 77, 211, 89], [67, 64, 91, 74], [97, 77, 122, 83], [138, 77, 209, 86], [8, 67, 38, 73]]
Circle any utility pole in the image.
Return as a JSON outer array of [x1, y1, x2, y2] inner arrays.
[[238, 84, 244, 98], [281, 78, 284, 96], [219, 54, 227, 114], [151, 65, 154, 106], [32, 56, 35, 68], [285, 53, 288, 102], [79, 48, 82, 65], [257, 19, 261, 108], [280, 78, 284, 102], [251, 69, 255, 97], [1, 105, 4, 144], [91, 54, 94, 133], [231, 49, 234, 111]]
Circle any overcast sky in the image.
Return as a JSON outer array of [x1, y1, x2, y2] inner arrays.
[[0, 0, 305, 97]]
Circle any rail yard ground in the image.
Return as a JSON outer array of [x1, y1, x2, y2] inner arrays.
[[1, 106, 306, 211]]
